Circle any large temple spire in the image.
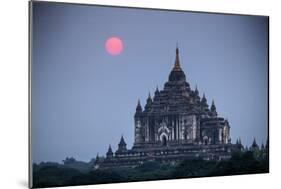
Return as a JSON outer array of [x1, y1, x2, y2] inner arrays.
[[168, 45, 186, 82], [173, 44, 182, 71]]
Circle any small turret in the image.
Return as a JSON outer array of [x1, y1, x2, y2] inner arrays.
[[201, 93, 209, 114], [116, 135, 127, 154], [193, 85, 201, 106], [106, 145, 113, 158], [225, 118, 229, 127], [236, 137, 242, 145], [201, 93, 207, 104], [148, 92, 152, 102], [210, 100, 218, 117], [94, 153, 100, 164], [153, 86, 160, 102], [250, 138, 259, 151], [235, 137, 244, 151], [236, 138, 240, 145], [155, 86, 160, 96], [119, 135, 126, 146], [145, 92, 153, 111], [194, 85, 199, 96], [261, 142, 265, 150], [135, 99, 142, 116], [134, 99, 144, 143]]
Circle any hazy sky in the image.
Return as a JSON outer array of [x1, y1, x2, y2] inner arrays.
[[31, 2, 268, 163]]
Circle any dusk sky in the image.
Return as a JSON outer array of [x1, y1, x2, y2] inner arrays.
[[32, 2, 268, 163]]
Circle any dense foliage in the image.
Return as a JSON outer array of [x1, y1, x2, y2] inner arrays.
[[33, 151, 269, 188]]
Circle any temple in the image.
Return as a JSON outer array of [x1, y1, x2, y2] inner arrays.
[[94, 47, 242, 169]]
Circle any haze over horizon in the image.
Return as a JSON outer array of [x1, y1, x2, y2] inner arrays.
[[32, 2, 268, 163]]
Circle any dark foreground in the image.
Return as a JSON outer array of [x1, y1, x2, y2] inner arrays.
[[32, 151, 269, 188]]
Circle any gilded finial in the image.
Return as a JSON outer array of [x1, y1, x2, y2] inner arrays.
[[173, 44, 181, 71]]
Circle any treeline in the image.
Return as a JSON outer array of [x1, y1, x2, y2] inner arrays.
[[33, 151, 269, 188]]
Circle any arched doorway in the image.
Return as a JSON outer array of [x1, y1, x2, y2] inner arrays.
[[203, 136, 208, 145], [184, 132, 189, 140], [162, 135, 167, 146]]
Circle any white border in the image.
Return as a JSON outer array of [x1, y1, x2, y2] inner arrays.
[[1, 0, 280, 189]]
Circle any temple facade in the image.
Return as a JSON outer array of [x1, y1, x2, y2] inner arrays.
[[94, 47, 240, 169], [133, 47, 230, 148]]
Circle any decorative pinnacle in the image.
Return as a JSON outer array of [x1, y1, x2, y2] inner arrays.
[[261, 141, 265, 148], [107, 144, 113, 153], [203, 93, 205, 98], [252, 137, 258, 147], [173, 45, 181, 71], [155, 86, 160, 96], [119, 135, 126, 146], [195, 85, 199, 95], [136, 98, 142, 112]]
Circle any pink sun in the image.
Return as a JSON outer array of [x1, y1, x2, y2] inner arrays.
[[105, 37, 123, 56]]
